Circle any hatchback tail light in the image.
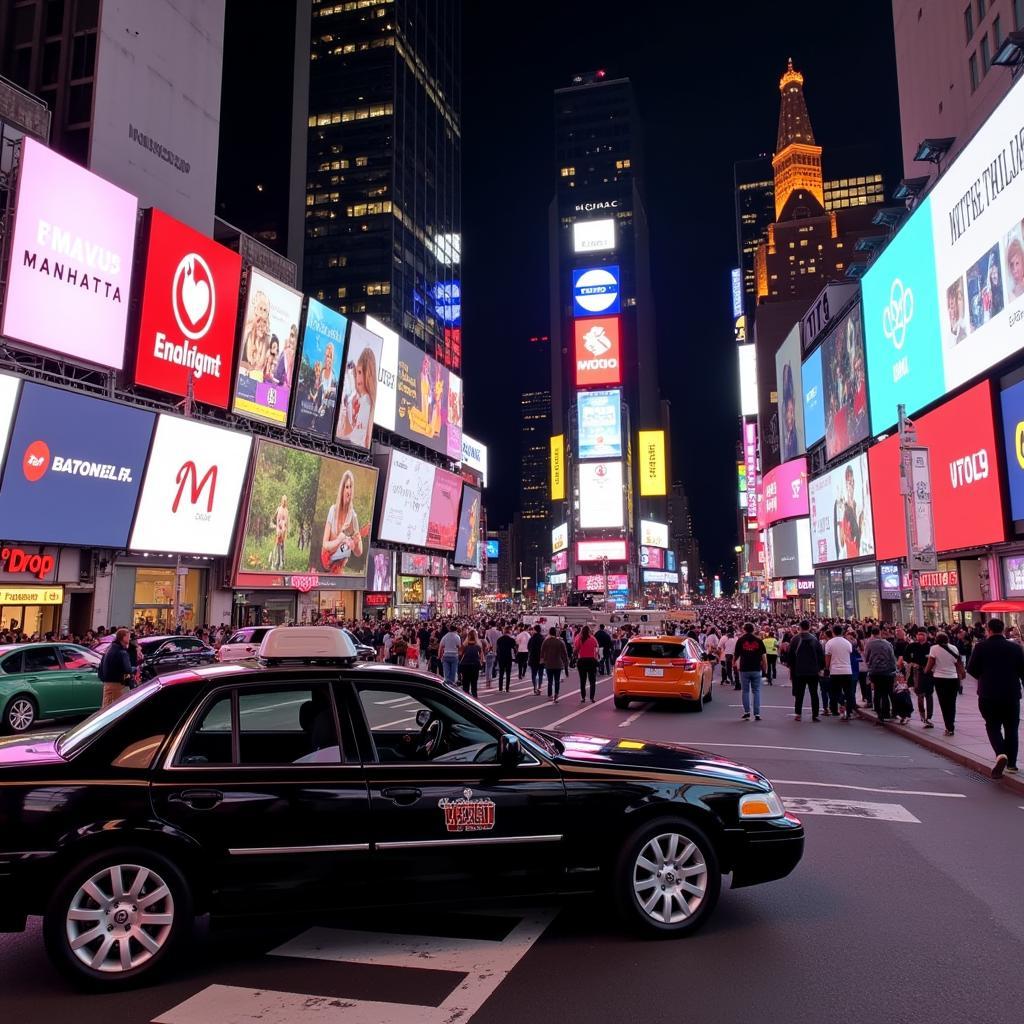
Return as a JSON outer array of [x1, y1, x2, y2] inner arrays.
[[670, 659, 698, 671], [618, 656, 636, 666]]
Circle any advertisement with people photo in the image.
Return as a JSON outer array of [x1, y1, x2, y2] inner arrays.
[[335, 320, 382, 450], [809, 453, 875, 565], [291, 299, 346, 440], [396, 338, 449, 457], [776, 325, 804, 461], [822, 304, 869, 461]]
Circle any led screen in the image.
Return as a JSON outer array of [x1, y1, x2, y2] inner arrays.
[[577, 539, 627, 562], [761, 457, 809, 528], [640, 546, 664, 569], [377, 449, 437, 549], [808, 453, 875, 565], [801, 346, 825, 446], [395, 337, 450, 458], [573, 265, 620, 316], [578, 461, 624, 529], [368, 548, 394, 591], [573, 218, 616, 253], [577, 389, 622, 459], [292, 299, 347, 441], [1001, 378, 1024, 520], [640, 519, 669, 549], [776, 325, 804, 460], [574, 317, 622, 387], [552, 522, 568, 553], [821, 304, 870, 461], [453, 484, 481, 566], [485, 539, 500, 559], [365, 315, 399, 432], [576, 573, 629, 592], [769, 518, 813, 577]]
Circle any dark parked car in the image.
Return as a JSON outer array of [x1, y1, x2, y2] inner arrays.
[[93, 634, 217, 681], [341, 627, 377, 661], [0, 628, 803, 989]]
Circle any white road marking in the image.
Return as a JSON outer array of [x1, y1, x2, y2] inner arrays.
[[376, 715, 417, 729], [488, 690, 542, 707], [506, 700, 558, 720], [728, 704, 800, 709], [773, 779, 966, 798], [542, 693, 616, 728], [618, 704, 651, 728], [782, 797, 920, 822], [154, 908, 557, 1024], [375, 696, 412, 706], [697, 742, 909, 758]]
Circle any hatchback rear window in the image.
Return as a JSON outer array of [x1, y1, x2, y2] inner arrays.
[[623, 642, 686, 660]]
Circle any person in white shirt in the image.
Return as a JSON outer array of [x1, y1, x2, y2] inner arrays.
[[515, 626, 532, 679], [485, 623, 501, 680], [705, 630, 720, 680], [721, 630, 739, 689], [824, 625, 855, 719], [925, 630, 965, 736]]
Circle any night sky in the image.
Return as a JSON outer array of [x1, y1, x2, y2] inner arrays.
[[460, 0, 903, 582]]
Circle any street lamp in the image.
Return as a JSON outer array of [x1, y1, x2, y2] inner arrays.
[[733, 545, 743, 603]]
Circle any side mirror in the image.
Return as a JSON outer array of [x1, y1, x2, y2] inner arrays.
[[499, 733, 523, 766], [415, 708, 431, 728]]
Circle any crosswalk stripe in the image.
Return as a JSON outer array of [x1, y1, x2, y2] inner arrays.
[[782, 797, 921, 822]]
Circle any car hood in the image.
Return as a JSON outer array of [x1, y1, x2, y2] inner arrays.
[[538, 729, 768, 786], [0, 732, 64, 767]]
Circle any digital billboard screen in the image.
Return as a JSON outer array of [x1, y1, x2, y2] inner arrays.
[[1001, 378, 1024, 521], [808, 452, 875, 565], [573, 265, 620, 316], [762, 457, 809, 528], [574, 317, 621, 387], [577, 389, 622, 459], [577, 539, 628, 562], [640, 520, 669, 549], [453, 484, 481, 566], [400, 552, 430, 576], [769, 518, 813, 578], [2, 138, 138, 369], [801, 346, 825, 446], [640, 546, 664, 569], [233, 268, 303, 426], [377, 449, 437, 549], [776, 325, 804, 460], [427, 468, 462, 551], [486, 539, 500, 560], [130, 416, 252, 556], [0, 382, 154, 547], [552, 550, 568, 573], [552, 522, 568, 553], [134, 208, 242, 408], [291, 299, 346, 441], [578, 461, 624, 529], [821, 304, 870, 461], [573, 218, 615, 253], [0, 373, 20, 462], [870, 382, 1004, 558], [369, 548, 394, 591], [332, 319, 382, 449], [365, 315, 399, 432], [576, 573, 629, 592], [395, 337, 450, 458], [638, 429, 666, 496], [237, 440, 379, 583]]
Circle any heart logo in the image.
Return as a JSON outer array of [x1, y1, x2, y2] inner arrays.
[[172, 252, 216, 341]]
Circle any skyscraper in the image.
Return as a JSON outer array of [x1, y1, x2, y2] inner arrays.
[[304, 0, 461, 369]]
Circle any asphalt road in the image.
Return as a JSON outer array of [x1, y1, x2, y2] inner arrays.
[[3, 664, 1023, 1024]]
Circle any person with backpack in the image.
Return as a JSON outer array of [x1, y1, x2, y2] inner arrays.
[[925, 630, 966, 736], [789, 619, 825, 721]]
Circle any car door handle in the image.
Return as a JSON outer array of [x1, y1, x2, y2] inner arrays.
[[168, 789, 224, 810], [381, 787, 422, 806]]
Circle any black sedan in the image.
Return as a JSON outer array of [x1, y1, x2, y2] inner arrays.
[[0, 631, 803, 989], [93, 634, 217, 680]]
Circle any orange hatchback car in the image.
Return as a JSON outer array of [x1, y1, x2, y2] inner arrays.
[[612, 636, 714, 710]]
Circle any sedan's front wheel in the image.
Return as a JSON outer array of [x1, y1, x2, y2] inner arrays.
[[614, 818, 721, 936], [43, 847, 193, 989], [3, 694, 37, 733]]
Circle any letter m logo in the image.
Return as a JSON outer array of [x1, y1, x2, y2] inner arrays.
[[173, 462, 217, 513]]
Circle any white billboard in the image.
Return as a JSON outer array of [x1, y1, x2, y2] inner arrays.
[[573, 218, 616, 253], [552, 522, 569, 553], [578, 461, 624, 529], [461, 432, 488, 485], [377, 449, 435, 547], [0, 373, 21, 460], [643, 570, 679, 584], [130, 415, 252, 555], [738, 343, 758, 417], [809, 452, 875, 565], [577, 539, 627, 562], [89, 0, 226, 233], [365, 315, 399, 432], [640, 519, 669, 548]]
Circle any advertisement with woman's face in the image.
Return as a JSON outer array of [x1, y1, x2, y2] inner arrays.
[[395, 338, 449, 457], [775, 325, 804, 461], [453, 485, 481, 566], [822, 306, 869, 461], [336, 321, 382, 451], [427, 468, 462, 551], [233, 269, 302, 426], [292, 299, 346, 439], [809, 453, 875, 565], [369, 548, 394, 592]]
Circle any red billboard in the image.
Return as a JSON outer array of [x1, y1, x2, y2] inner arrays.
[[574, 317, 621, 387], [868, 382, 1004, 559], [134, 209, 243, 407]]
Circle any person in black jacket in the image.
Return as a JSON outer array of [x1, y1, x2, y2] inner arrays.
[[527, 624, 545, 695], [98, 628, 134, 709], [966, 618, 1023, 778], [495, 626, 517, 693], [788, 620, 825, 721], [595, 625, 614, 675]]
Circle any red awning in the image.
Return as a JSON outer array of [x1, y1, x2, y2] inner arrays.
[[980, 601, 1024, 613], [952, 601, 986, 612]]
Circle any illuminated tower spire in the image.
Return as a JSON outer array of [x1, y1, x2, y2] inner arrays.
[[771, 58, 823, 218]]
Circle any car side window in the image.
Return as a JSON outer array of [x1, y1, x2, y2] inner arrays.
[[23, 647, 61, 672], [178, 694, 233, 766], [239, 685, 341, 765], [60, 646, 99, 671], [1, 652, 23, 674], [227, 632, 248, 645]]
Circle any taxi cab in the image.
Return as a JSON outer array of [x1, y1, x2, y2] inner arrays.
[[613, 635, 714, 710], [0, 628, 802, 989]]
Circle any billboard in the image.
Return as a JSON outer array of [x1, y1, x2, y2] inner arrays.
[[574, 317, 622, 387], [453, 484, 481, 566], [291, 299, 346, 440], [574, 539, 622, 562], [233, 268, 303, 426], [549, 572, 568, 585], [743, 421, 759, 521], [237, 440, 378, 582], [130, 415, 252, 556], [0, 373, 20, 461], [809, 452, 875, 564], [638, 429, 667, 496], [369, 548, 394, 592], [552, 550, 568, 573], [365, 315, 399, 432], [0, 383, 154, 547], [398, 576, 425, 603], [577, 389, 622, 459], [2, 138, 138, 369], [640, 519, 669, 549], [552, 522, 569, 553], [768, 518, 813, 578], [762, 457, 809, 528], [870, 382, 1004, 558], [485, 539, 500, 559], [133, 208, 242, 408], [801, 346, 825, 447], [400, 552, 431, 576], [576, 573, 629, 592], [573, 218, 616, 253], [88, 0, 225, 232], [573, 265, 620, 316], [395, 337, 450, 458], [738, 344, 758, 417], [578, 461, 624, 529], [644, 570, 679, 585], [377, 450, 437, 548], [640, 546, 664, 569], [776, 325, 804, 461], [821, 304, 870, 461], [461, 433, 488, 485], [550, 434, 566, 500], [333, 319, 382, 449], [1001, 378, 1024, 521], [447, 372, 463, 460]]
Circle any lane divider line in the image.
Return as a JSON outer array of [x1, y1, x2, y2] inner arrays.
[[772, 779, 967, 798]]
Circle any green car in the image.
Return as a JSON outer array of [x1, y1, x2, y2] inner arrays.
[[0, 643, 102, 734]]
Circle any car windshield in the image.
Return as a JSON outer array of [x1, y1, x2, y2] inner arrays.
[[56, 682, 163, 759], [623, 641, 686, 660]]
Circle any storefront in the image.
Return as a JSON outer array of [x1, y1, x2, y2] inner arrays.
[[311, 589, 359, 624], [0, 583, 64, 636], [814, 562, 880, 620], [111, 557, 212, 632], [233, 590, 298, 627]]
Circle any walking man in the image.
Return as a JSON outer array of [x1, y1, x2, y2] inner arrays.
[[495, 625, 516, 692], [721, 629, 738, 689], [967, 618, 1022, 778], [515, 624, 531, 680], [735, 623, 767, 721], [439, 624, 462, 686], [824, 625, 856, 720], [485, 622, 501, 679], [789, 619, 825, 721], [863, 626, 897, 724]]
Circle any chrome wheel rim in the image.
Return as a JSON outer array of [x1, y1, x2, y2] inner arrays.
[[9, 699, 34, 731], [65, 863, 175, 973], [633, 832, 708, 924]]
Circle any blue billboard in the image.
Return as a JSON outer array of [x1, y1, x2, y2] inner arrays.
[[861, 198, 945, 434], [801, 346, 825, 447], [572, 266, 620, 317], [1001, 379, 1024, 521], [0, 383, 155, 547], [485, 539, 500, 560], [577, 389, 622, 460]]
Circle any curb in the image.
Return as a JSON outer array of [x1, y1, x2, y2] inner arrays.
[[856, 705, 1024, 796]]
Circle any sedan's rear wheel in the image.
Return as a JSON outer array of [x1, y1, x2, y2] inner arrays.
[[613, 695, 630, 710], [614, 818, 720, 936], [3, 694, 37, 733], [44, 847, 192, 989]]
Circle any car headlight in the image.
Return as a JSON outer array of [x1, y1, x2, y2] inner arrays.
[[738, 790, 786, 819]]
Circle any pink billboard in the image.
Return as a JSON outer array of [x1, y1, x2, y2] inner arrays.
[[761, 457, 809, 528], [2, 138, 139, 369], [576, 573, 629, 592], [426, 467, 462, 551]]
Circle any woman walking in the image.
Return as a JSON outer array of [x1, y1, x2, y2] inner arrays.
[[459, 629, 483, 698], [541, 627, 569, 703], [574, 625, 600, 703], [926, 630, 966, 736]]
